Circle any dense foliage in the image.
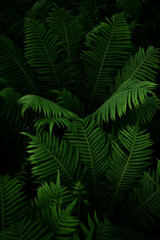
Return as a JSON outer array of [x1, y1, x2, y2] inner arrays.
[[0, 0, 160, 239]]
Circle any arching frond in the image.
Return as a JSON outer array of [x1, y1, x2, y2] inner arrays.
[[114, 46, 160, 89], [18, 94, 78, 119], [106, 124, 153, 209], [32, 170, 73, 212], [21, 131, 80, 185], [24, 18, 69, 91], [50, 88, 84, 116], [94, 212, 122, 240], [0, 217, 53, 240], [90, 79, 157, 124], [120, 160, 160, 232], [0, 175, 30, 230], [26, 0, 53, 19], [110, 96, 160, 132], [47, 4, 83, 91], [76, 0, 95, 34], [0, 35, 39, 95], [34, 116, 78, 135], [81, 12, 132, 111], [0, 88, 29, 131], [63, 118, 109, 197], [40, 199, 79, 239]]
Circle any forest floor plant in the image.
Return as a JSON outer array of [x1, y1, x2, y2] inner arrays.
[[0, 1, 160, 239]]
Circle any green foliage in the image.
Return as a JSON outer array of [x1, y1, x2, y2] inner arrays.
[[81, 12, 132, 112], [120, 160, 160, 232], [0, 35, 39, 94], [0, 217, 53, 240], [0, 1, 160, 239], [106, 123, 153, 210], [0, 175, 30, 230]]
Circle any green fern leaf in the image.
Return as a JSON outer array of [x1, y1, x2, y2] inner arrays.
[[50, 88, 84, 116], [21, 131, 80, 185], [0, 175, 30, 230], [81, 12, 132, 111], [0, 35, 39, 94], [63, 118, 109, 197], [0, 217, 53, 240], [120, 160, 160, 231], [41, 199, 79, 239], [115, 46, 160, 89], [90, 79, 157, 124], [32, 170, 73, 212], [106, 124, 153, 209], [47, 4, 82, 90], [24, 18, 69, 91], [18, 94, 78, 119], [26, 0, 53, 19]]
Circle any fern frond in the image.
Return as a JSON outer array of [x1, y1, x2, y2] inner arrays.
[[115, 46, 160, 89], [76, 0, 95, 34], [24, 18, 69, 91], [18, 94, 78, 119], [0, 175, 30, 230], [47, 4, 83, 91], [41, 199, 79, 239], [32, 171, 73, 212], [0, 217, 53, 240], [26, 0, 53, 19], [81, 12, 132, 111], [21, 131, 80, 185], [0, 88, 29, 131], [90, 79, 157, 124], [106, 124, 153, 209], [94, 212, 122, 240], [0, 35, 39, 94], [34, 116, 77, 135], [110, 96, 160, 132], [50, 88, 84, 116], [119, 160, 160, 232], [63, 118, 109, 197]]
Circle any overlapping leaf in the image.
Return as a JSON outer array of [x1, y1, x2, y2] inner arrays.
[[90, 79, 157, 124], [22, 131, 80, 185], [63, 118, 109, 195], [0, 35, 39, 94], [120, 160, 160, 231], [24, 18, 69, 91], [106, 124, 153, 208], [0, 217, 52, 240], [81, 12, 132, 111], [0, 175, 30, 230]]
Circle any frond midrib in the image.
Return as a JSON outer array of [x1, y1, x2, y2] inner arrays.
[[1, 41, 38, 95], [28, 20, 61, 90], [112, 129, 137, 205], [88, 22, 117, 108], [36, 137, 74, 184]]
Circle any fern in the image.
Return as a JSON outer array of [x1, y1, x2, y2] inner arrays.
[[0, 35, 39, 94], [81, 12, 132, 112], [24, 18, 69, 92], [106, 123, 153, 210], [63, 118, 110, 198], [90, 79, 157, 124], [32, 171, 73, 212], [50, 88, 84, 116], [18, 94, 78, 119], [0, 175, 30, 230], [40, 199, 79, 239], [0, 217, 53, 240], [47, 4, 82, 91], [21, 131, 81, 185], [119, 160, 160, 232]]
